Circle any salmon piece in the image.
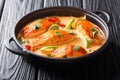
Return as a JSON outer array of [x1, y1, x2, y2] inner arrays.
[[77, 19, 105, 46], [51, 45, 87, 58], [77, 19, 93, 38], [19, 17, 60, 38], [31, 30, 75, 50]]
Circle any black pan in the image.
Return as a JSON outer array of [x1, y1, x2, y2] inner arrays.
[[5, 6, 111, 68]]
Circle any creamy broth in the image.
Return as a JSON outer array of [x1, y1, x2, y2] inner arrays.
[[17, 16, 105, 58]]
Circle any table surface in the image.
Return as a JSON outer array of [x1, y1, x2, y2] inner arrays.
[[0, 0, 120, 80]]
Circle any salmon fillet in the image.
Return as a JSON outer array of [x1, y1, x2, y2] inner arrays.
[[51, 44, 87, 58], [31, 30, 75, 50], [19, 17, 60, 38], [77, 19, 93, 38]]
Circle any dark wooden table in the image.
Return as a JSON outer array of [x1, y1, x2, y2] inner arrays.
[[0, 0, 120, 80]]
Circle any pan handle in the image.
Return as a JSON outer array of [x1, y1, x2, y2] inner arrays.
[[5, 37, 29, 56], [93, 11, 111, 25]]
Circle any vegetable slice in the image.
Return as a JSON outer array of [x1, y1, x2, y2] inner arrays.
[[91, 27, 98, 38], [59, 23, 65, 27], [79, 36, 89, 48], [48, 17, 57, 22], [73, 45, 80, 51], [40, 46, 58, 51], [65, 18, 75, 29], [48, 24, 59, 30], [67, 30, 76, 35], [25, 45, 31, 50], [80, 15, 86, 20]]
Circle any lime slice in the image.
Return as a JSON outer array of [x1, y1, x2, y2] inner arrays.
[[40, 46, 58, 51], [79, 37, 89, 48], [65, 18, 75, 29]]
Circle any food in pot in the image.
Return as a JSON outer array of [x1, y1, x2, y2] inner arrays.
[[17, 16, 105, 58]]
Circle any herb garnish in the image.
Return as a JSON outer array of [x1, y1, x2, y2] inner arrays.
[[91, 27, 98, 38], [34, 25, 40, 30], [55, 31, 62, 37], [47, 54, 51, 57], [18, 38, 29, 44], [73, 45, 80, 51]]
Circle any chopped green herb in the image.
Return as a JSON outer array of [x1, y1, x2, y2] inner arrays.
[[91, 27, 97, 32], [18, 38, 25, 44], [91, 27, 98, 38], [55, 31, 62, 37], [18, 38, 23, 44], [63, 55, 67, 58], [73, 45, 80, 51], [34, 25, 40, 30], [47, 54, 51, 57], [18, 38, 30, 44]]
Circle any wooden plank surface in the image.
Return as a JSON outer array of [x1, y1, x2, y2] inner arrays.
[[83, 0, 120, 80], [0, 0, 5, 21], [0, 0, 120, 80]]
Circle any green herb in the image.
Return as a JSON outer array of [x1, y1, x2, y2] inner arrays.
[[47, 54, 51, 57], [91, 27, 97, 32], [91, 27, 98, 38], [18, 38, 25, 44], [48, 24, 59, 30], [63, 55, 67, 58], [18, 38, 29, 44], [34, 25, 40, 30], [18, 38, 23, 44], [73, 45, 80, 51], [55, 31, 62, 37]]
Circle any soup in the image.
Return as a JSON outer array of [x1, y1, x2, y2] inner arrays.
[[17, 16, 105, 58]]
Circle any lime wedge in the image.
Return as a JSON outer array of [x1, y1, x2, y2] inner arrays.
[[79, 37, 89, 48]]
